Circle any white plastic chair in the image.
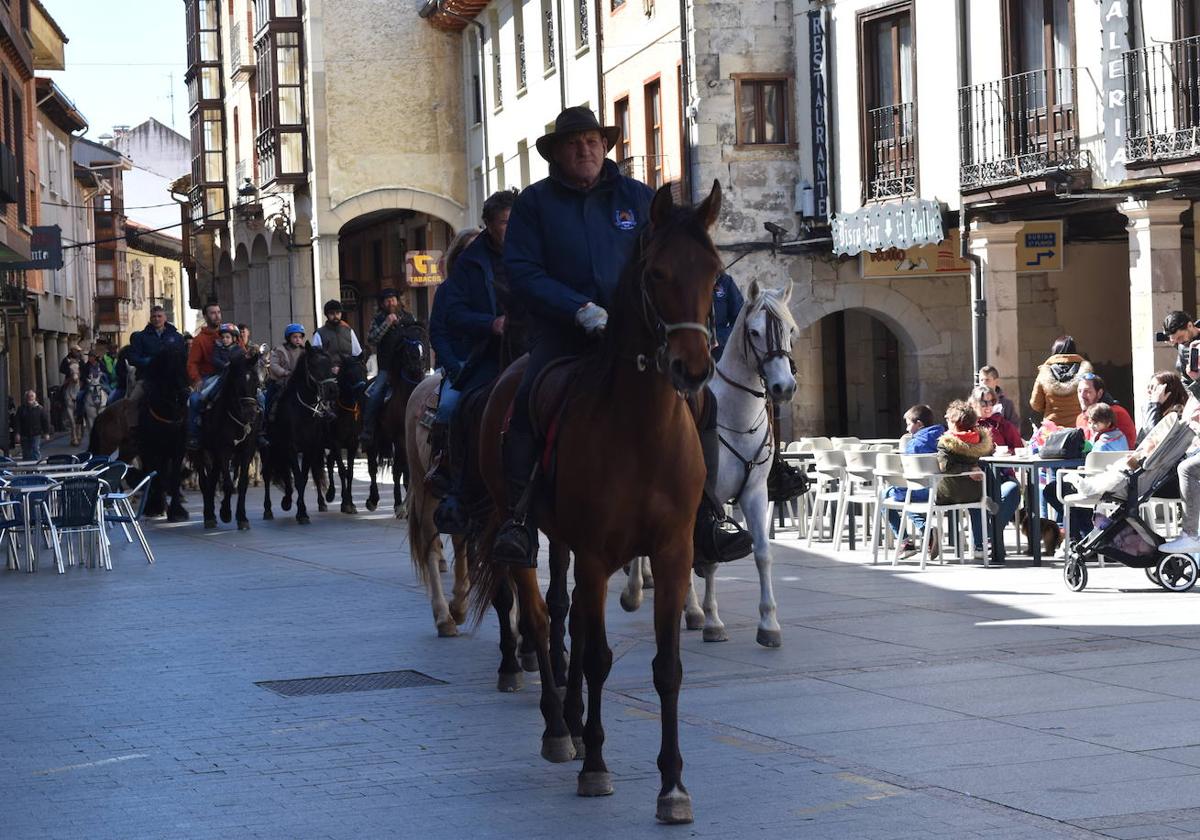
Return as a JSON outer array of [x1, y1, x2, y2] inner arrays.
[[805, 450, 846, 547], [872, 453, 907, 564], [894, 454, 990, 569], [831, 437, 862, 450], [835, 450, 878, 551]]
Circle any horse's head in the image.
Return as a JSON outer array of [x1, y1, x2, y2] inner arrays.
[[629, 180, 723, 393], [389, 323, 428, 385], [301, 344, 338, 403], [739, 281, 797, 403], [338, 352, 368, 399]]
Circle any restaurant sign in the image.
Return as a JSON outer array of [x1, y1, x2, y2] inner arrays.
[[405, 250, 445, 287], [832, 198, 944, 257], [860, 230, 972, 278]]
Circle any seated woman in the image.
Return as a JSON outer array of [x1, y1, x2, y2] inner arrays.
[[967, 387, 1023, 553], [1137, 370, 1188, 447]]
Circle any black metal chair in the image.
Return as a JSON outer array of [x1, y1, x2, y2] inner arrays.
[[1, 474, 62, 573], [48, 476, 107, 570], [40, 454, 81, 466]]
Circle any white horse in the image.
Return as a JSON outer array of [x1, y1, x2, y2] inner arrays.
[[61, 361, 81, 445], [622, 281, 798, 647], [81, 374, 108, 448]]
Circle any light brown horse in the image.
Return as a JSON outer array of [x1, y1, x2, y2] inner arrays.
[[472, 182, 723, 824]]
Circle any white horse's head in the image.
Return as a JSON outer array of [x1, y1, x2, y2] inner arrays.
[[735, 280, 797, 403]]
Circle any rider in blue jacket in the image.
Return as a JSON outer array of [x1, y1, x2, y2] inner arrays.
[[427, 189, 519, 517], [711, 272, 745, 361], [117, 305, 183, 401], [492, 107, 752, 569]]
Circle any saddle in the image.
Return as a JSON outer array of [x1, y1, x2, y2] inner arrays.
[[523, 356, 583, 478]]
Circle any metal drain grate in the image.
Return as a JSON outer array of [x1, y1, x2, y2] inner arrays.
[[257, 670, 446, 697]]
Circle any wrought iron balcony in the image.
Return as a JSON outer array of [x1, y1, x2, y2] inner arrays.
[[867, 102, 916, 200], [1125, 35, 1200, 164], [959, 67, 1083, 190]]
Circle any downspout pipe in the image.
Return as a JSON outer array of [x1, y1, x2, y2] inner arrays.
[[425, 1, 491, 196], [679, 0, 694, 202], [593, 0, 606, 122], [957, 0, 985, 374]]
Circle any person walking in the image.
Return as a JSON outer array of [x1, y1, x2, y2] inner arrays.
[[14, 390, 50, 461]]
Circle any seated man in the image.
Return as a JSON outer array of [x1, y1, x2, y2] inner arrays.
[[886, 404, 945, 558]]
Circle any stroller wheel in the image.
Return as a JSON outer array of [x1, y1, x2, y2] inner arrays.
[[1157, 554, 1198, 592], [1064, 560, 1088, 592], [1146, 565, 1162, 586]]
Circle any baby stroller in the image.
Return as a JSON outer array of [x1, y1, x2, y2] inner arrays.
[[1062, 413, 1198, 592]]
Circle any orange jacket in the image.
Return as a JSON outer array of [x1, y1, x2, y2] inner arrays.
[[187, 325, 220, 384]]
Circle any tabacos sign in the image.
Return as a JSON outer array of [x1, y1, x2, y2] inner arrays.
[[405, 250, 445, 287]]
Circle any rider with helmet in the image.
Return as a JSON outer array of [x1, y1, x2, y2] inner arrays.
[[187, 321, 244, 449], [311, 299, 362, 372], [359, 288, 418, 445], [265, 323, 307, 418], [491, 106, 752, 569]]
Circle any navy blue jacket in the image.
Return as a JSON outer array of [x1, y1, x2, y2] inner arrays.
[[128, 322, 184, 370], [712, 273, 745, 360], [505, 160, 655, 333], [430, 233, 499, 381]]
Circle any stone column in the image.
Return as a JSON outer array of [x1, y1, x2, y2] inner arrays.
[[969, 220, 1026, 389], [312, 232, 340, 312], [1120, 199, 1189, 403]]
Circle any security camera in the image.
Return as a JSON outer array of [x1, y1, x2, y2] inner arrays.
[[417, 0, 440, 18], [764, 221, 789, 237]]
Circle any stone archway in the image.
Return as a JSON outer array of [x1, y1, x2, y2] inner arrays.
[[328, 187, 467, 232], [214, 251, 234, 313]]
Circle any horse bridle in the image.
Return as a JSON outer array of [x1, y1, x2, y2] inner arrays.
[[396, 336, 426, 385], [228, 395, 262, 446], [634, 232, 715, 374], [717, 304, 796, 399], [294, 363, 337, 418]]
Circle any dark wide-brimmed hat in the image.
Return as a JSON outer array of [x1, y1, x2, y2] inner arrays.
[[535, 106, 621, 161]]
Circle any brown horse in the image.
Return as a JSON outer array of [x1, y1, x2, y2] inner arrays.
[[472, 182, 723, 824]]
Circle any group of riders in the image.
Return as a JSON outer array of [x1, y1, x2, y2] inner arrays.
[[94, 105, 807, 571]]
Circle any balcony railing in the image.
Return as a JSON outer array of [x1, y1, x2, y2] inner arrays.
[[959, 67, 1083, 190], [867, 102, 916, 200], [1125, 35, 1200, 164]]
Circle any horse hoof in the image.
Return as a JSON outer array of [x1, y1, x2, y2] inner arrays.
[[325, 486, 336, 503], [643, 575, 655, 590], [572, 736, 586, 761], [317, 501, 328, 513], [497, 671, 523, 693], [656, 786, 694, 824], [262, 509, 274, 521], [577, 771, 613, 797], [237, 520, 250, 532], [203, 518, 217, 530], [519, 652, 538, 673], [167, 509, 189, 523], [281, 497, 292, 512], [340, 502, 357, 515], [219, 508, 231, 524], [541, 735, 575, 763], [756, 628, 783, 648], [394, 506, 405, 520], [703, 626, 728, 643], [436, 620, 458, 638], [684, 611, 705, 632], [297, 514, 310, 525], [365, 499, 378, 512], [449, 603, 467, 625]]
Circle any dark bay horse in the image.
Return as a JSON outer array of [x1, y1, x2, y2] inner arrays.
[[198, 350, 263, 530], [133, 343, 190, 520], [471, 182, 724, 824], [263, 345, 336, 524], [364, 322, 428, 517], [324, 352, 368, 514]]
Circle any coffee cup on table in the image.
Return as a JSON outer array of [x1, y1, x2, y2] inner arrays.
[[995, 445, 1010, 456], [1014, 447, 1029, 456]]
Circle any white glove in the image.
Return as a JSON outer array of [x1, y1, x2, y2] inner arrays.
[[575, 302, 608, 335]]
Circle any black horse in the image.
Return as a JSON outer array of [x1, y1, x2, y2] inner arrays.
[[137, 343, 190, 521], [263, 344, 336, 524], [324, 352, 368, 514], [197, 350, 263, 530], [364, 322, 428, 516]]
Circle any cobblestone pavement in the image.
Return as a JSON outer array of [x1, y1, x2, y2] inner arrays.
[[7, 466, 1200, 838]]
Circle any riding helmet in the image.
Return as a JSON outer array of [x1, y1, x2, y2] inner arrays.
[[283, 323, 306, 339], [218, 323, 239, 336], [323, 299, 343, 316]]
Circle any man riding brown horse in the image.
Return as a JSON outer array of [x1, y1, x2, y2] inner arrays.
[[359, 288, 418, 446], [491, 106, 752, 569]]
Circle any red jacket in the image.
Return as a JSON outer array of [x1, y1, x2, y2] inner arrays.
[[979, 414, 1023, 451], [187, 325, 220, 384], [1075, 402, 1137, 449]]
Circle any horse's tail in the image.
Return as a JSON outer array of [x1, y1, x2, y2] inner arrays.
[[404, 417, 438, 587], [466, 512, 506, 628]]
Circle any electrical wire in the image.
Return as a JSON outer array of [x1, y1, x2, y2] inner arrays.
[[62, 206, 225, 250]]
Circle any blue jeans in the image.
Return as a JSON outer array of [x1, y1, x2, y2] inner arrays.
[[187, 375, 219, 441], [435, 377, 462, 426], [22, 436, 41, 461], [361, 369, 390, 433]]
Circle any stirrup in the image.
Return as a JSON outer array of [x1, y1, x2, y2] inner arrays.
[[493, 517, 537, 567]]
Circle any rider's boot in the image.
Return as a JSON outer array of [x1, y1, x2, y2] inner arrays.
[[767, 455, 809, 502], [693, 424, 754, 572], [425, 422, 452, 499], [492, 429, 539, 567]]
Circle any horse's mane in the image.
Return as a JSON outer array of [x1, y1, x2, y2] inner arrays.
[[144, 342, 187, 390]]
